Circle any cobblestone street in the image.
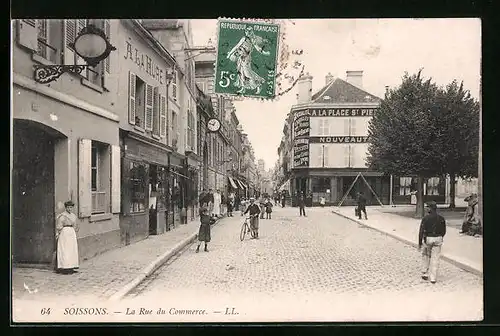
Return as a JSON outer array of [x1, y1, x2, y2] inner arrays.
[[124, 207, 483, 322]]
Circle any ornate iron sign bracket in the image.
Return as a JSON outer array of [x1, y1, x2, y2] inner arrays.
[[33, 65, 89, 84]]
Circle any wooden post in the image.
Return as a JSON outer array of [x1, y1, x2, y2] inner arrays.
[[389, 175, 394, 207], [415, 176, 424, 218]]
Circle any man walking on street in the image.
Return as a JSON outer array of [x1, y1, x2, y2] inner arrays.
[[298, 192, 306, 217], [418, 201, 447, 284], [356, 191, 368, 220]]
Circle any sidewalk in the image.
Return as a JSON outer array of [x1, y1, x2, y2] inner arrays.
[[331, 206, 483, 276], [12, 216, 225, 303]]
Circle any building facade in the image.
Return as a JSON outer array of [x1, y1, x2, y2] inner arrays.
[[194, 48, 249, 200], [280, 71, 446, 206], [141, 19, 201, 221], [12, 19, 121, 264], [114, 19, 185, 244]]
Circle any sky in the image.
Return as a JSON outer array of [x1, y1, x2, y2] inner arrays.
[[190, 19, 481, 171]]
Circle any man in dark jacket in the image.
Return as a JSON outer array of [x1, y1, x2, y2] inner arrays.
[[418, 201, 447, 284], [356, 191, 368, 220], [199, 189, 207, 207], [244, 197, 261, 238], [298, 193, 306, 217]]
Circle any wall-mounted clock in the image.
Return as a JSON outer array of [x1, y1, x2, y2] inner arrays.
[[207, 118, 221, 132]]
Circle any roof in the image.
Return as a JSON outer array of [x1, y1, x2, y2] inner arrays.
[[311, 78, 381, 104]]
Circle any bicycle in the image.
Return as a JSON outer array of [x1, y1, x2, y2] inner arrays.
[[240, 215, 257, 241]]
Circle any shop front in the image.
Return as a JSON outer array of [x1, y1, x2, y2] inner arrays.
[[120, 131, 173, 245], [290, 168, 390, 206]]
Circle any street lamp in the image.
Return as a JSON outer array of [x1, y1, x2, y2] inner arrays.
[[33, 24, 116, 84]]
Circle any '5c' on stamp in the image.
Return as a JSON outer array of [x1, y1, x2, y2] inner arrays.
[[215, 19, 280, 100]]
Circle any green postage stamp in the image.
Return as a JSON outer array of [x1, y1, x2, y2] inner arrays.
[[214, 19, 281, 99]]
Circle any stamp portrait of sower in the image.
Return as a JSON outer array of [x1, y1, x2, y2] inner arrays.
[[215, 20, 280, 99]]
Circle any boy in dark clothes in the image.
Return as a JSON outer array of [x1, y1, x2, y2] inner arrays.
[[265, 199, 273, 219]]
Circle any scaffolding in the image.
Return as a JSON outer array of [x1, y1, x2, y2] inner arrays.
[[337, 172, 385, 207]]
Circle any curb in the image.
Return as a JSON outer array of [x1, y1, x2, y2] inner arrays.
[[108, 216, 226, 302], [331, 209, 483, 277]]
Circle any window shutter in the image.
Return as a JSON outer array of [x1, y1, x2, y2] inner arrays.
[[344, 145, 350, 167], [350, 119, 357, 136], [110, 145, 121, 213], [343, 119, 349, 135], [78, 139, 92, 217], [128, 72, 136, 125], [324, 145, 329, 167], [324, 119, 330, 136], [145, 84, 153, 131], [76, 20, 88, 78], [17, 19, 38, 51], [63, 19, 76, 65], [160, 95, 167, 137], [104, 20, 111, 73], [350, 145, 356, 167], [152, 87, 160, 135]]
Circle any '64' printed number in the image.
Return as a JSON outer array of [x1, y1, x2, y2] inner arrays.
[[219, 71, 236, 88]]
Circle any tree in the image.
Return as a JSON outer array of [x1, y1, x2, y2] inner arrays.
[[432, 80, 480, 208], [367, 70, 442, 218]]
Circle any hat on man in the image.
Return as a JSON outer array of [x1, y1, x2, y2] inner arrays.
[[64, 200, 75, 207], [425, 201, 437, 209]]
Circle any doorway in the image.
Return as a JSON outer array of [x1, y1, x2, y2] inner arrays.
[[12, 120, 60, 265]]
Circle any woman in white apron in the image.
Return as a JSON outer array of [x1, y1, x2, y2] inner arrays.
[[55, 200, 79, 274]]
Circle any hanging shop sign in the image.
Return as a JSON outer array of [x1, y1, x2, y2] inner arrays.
[[309, 136, 370, 143]]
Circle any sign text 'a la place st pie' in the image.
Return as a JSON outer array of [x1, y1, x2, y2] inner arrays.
[[309, 136, 370, 143], [294, 108, 378, 118]]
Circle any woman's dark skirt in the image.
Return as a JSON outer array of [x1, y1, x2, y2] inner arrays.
[[198, 224, 211, 242]]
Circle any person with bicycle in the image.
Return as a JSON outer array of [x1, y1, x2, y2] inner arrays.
[[244, 197, 261, 239]]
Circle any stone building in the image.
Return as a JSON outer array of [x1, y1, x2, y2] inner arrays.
[[194, 48, 247, 199], [279, 70, 447, 206], [12, 19, 121, 264], [141, 19, 201, 221]]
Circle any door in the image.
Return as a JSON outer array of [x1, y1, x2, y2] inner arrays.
[[12, 121, 56, 264]]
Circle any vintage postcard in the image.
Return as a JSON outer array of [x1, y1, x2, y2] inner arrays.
[[11, 18, 482, 324]]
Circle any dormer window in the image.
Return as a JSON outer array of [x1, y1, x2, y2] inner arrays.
[[364, 95, 371, 100], [323, 96, 331, 100]]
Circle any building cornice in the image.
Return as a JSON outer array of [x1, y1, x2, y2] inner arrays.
[[13, 73, 119, 122]]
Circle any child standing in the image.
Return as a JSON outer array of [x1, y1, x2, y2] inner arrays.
[[196, 207, 211, 253], [265, 199, 273, 219]]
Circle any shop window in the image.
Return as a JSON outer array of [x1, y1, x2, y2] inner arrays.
[[399, 177, 412, 196], [426, 177, 440, 196], [129, 162, 148, 213], [312, 177, 331, 193], [91, 141, 110, 214]]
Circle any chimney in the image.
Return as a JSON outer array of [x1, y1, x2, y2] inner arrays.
[[325, 72, 334, 85], [296, 72, 313, 104], [346, 70, 363, 89]]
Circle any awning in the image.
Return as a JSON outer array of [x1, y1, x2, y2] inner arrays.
[[240, 181, 248, 189], [236, 179, 245, 189], [228, 176, 238, 189]]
